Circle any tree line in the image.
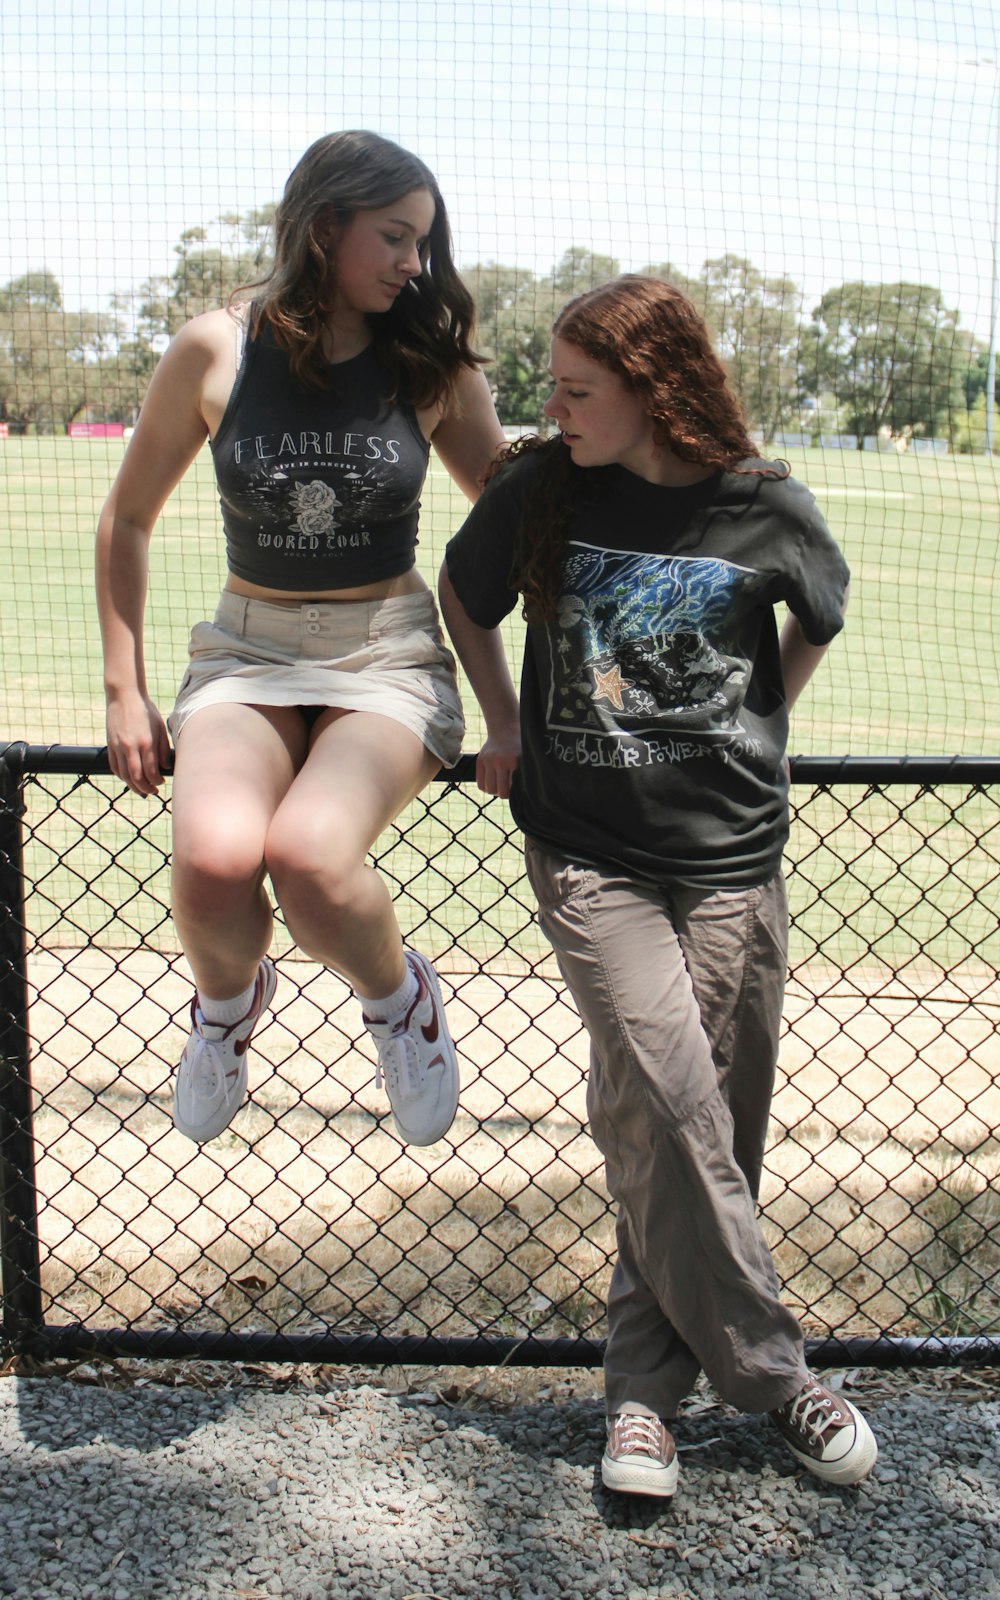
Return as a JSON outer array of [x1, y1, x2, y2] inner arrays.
[[1, 208, 997, 451]]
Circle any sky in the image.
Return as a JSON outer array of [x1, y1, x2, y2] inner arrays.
[[2, 0, 999, 340]]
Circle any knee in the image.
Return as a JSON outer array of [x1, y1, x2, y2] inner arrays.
[[173, 820, 265, 897], [264, 820, 360, 920]]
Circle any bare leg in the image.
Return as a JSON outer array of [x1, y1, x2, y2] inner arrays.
[[170, 704, 307, 997], [265, 708, 440, 997]]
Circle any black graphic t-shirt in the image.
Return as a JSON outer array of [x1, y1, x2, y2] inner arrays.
[[211, 317, 430, 589], [445, 450, 849, 888]]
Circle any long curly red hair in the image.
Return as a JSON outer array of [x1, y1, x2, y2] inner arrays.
[[499, 275, 787, 620]]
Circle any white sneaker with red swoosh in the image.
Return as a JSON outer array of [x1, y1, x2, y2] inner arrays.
[[172, 957, 278, 1143], [363, 950, 460, 1146]]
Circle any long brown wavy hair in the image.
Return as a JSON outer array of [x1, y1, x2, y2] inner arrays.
[[241, 130, 484, 405], [503, 274, 788, 619]]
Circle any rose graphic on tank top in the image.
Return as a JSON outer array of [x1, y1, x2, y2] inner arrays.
[[290, 479, 343, 538]]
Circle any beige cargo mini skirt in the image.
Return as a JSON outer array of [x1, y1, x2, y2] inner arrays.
[[167, 588, 465, 768]]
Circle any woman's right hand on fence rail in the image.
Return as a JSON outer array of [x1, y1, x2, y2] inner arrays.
[[475, 723, 521, 800], [437, 564, 521, 799], [105, 691, 172, 797]]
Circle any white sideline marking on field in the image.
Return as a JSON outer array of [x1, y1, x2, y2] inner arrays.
[[815, 488, 912, 499]]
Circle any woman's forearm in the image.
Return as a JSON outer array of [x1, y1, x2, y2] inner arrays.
[[439, 564, 521, 797], [779, 613, 831, 711], [439, 565, 519, 732], [96, 510, 153, 701]]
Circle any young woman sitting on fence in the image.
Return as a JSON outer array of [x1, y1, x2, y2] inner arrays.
[[96, 130, 505, 1149], [440, 274, 878, 1495]]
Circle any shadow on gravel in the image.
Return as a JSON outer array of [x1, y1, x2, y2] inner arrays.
[[14, 1377, 246, 1452], [402, 1384, 898, 1525], [6, 1370, 999, 1600], [590, 1475, 673, 1530], [1, 1432, 258, 1600]]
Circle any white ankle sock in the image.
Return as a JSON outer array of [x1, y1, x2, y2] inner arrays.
[[359, 965, 418, 1023], [197, 978, 257, 1026]]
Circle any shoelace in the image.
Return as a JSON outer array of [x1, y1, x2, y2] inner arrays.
[[373, 1038, 419, 1099], [612, 1414, 665, 1457], [782, 1386, 843, 1443], [190, 1036, 235, 1091]]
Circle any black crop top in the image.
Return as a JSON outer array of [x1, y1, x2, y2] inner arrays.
[[210, 314, 430, 589]]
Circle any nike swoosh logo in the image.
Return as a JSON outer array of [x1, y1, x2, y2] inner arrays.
[[233, 975, 264, 1055], [418, 974, 440, 1045]]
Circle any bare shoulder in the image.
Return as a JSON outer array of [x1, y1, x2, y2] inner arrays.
[[147, 304, 247, 435], [162, 304, 245, 370]]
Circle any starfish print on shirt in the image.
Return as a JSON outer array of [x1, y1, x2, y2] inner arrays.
[[592, 663, 632, 711]]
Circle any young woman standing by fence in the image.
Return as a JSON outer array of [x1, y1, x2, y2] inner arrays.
[[441, 274, 878, 1497]]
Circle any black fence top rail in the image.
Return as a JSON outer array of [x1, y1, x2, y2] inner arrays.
[[3, 744, 999, 785]]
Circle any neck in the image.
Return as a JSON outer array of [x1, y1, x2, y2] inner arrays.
[[630, 448, 716, 487], [323, 308, 373, 362]]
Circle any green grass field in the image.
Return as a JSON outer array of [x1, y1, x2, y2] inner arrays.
[[2, 436, 999, 753], [2, 438, 998, 971]]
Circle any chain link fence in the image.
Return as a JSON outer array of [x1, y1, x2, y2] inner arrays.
[[2, 745, 999, 1368]]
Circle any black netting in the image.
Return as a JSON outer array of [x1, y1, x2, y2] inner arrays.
[[2, 749, 998, 1365]]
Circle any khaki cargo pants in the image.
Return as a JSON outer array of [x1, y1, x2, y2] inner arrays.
[[524, 838, 811, 1420]]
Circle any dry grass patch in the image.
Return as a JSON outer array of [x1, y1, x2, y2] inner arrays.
[[13, 948, 1000, 1346]]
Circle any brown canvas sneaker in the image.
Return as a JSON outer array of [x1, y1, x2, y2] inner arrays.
[[601, 1413, 680, 1497], [771, 1379, 878, 1485]]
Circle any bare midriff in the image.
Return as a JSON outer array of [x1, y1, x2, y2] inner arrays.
[[223, 567, 430, 605]]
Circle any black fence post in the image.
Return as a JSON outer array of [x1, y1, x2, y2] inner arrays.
[[0, 744, 44, 1354]]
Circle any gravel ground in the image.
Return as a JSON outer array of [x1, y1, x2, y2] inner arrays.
[[1, 1359, 998, 1600]]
